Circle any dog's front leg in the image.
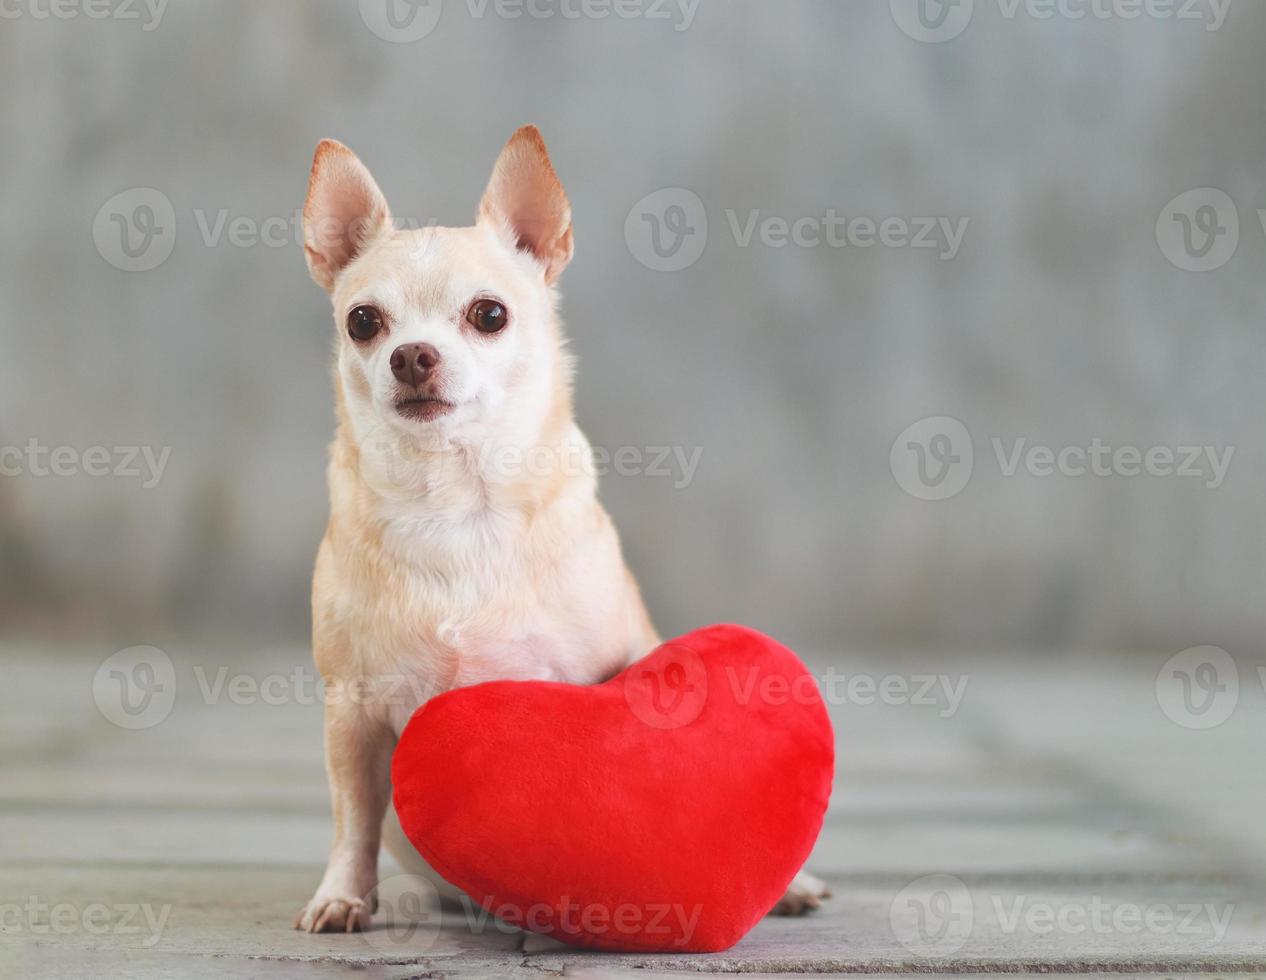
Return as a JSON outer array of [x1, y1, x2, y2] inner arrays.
[[296, 703, 394, 932]]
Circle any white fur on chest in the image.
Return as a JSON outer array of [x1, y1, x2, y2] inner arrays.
[[378, 629, 595, 736], [352, 498, 630, 736]]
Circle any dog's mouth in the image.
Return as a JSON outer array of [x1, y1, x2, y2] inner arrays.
[[395, 396, 456, 422]]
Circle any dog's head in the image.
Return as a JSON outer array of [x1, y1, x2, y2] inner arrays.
[[302, 127, 574, 473]]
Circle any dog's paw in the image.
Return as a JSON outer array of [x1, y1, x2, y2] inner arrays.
[[294, 893, 374, 933], [770, 871, 832, 916]]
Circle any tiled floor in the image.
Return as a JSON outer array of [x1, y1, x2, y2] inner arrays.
[[3, 642, 1265, 977]]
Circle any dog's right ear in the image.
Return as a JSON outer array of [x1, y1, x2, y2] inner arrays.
[[478, 126, 573, 284], [303, 140, 392, 292]]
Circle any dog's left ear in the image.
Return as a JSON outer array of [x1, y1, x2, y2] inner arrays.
[[303, 139, 393, 292], [478, 126, 573, 284]]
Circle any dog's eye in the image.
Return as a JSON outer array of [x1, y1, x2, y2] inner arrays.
[[466, 299, 508, 335], [347, 305, 384, 342]]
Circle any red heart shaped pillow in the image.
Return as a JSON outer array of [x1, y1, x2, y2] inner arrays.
[[391, 624, 834, 952]]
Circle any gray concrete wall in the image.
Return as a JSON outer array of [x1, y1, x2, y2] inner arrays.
[[1, 0, 1263, 651]]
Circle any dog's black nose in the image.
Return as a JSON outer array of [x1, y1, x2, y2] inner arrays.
[[390, 343, 441, 387]]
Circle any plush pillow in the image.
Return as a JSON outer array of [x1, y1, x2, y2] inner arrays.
[[392, 624, 834, 952]]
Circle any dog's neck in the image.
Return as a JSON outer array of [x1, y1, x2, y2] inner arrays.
[[327, 373, 590, 563]]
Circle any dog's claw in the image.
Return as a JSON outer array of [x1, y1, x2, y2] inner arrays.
[[296, 896, 372, 933], [771, 871, 832, 916]]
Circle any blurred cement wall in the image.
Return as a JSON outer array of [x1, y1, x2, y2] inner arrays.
[[1, 0, 1263, 653]]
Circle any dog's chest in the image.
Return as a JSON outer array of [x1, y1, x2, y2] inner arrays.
[[345, 512, 620, 735], [375, 618, 601, 736]]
